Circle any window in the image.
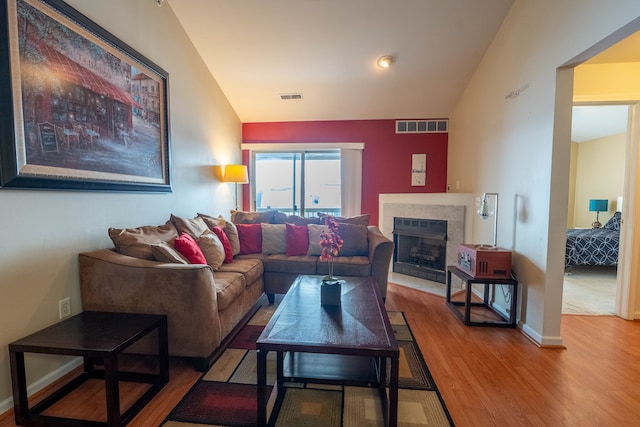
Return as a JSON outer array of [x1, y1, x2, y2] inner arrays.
[[253, 151, 341, 217], [244, 142, 364, 217]]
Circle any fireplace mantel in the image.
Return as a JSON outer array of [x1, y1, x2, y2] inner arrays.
[[379, 193, 475, 240], [379, 193, 475, 287]]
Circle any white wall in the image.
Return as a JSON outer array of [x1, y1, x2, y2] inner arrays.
[[0, 0, 241, 409], [448, 0, 640, 345]]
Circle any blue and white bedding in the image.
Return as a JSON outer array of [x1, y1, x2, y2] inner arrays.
[[565, 212, 621, 267]]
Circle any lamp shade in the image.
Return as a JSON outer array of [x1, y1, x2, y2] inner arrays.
[[589, 199, 608, 212], [223, 164, 248, 183]]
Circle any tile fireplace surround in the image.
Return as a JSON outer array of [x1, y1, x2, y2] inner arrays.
[[379, 193, 475, 293]]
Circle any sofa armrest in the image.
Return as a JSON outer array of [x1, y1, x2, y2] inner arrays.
[[78, 249, 222, 358], [367, 226, 394, 298]]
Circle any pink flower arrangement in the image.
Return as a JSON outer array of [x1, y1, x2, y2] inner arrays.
[[319, 215, 343, 280]]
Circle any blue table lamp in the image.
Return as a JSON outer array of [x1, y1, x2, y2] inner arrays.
[[589, 199, 608, 228]]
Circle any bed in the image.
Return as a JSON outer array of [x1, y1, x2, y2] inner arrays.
[[565, 212, 621, 268]]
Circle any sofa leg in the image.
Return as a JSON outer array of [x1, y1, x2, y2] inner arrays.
[[267, 293, 275, 304], [193, 356, 211, 372]]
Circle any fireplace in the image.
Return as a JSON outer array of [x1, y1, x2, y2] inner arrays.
[[393, 217, 447, 283]]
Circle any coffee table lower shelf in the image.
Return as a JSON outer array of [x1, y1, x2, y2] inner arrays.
[[281, 352, 384, 386]]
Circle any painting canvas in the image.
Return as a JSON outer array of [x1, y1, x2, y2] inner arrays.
[[0, 0, 171, 192]]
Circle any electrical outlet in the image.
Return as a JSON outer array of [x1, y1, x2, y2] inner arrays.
[[59, 297, 71, 319]]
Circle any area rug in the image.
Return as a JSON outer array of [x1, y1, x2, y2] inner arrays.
[[161, 303, 454, 427]]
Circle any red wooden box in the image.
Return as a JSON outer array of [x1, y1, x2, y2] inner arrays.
[[456, 244, 512, 278]]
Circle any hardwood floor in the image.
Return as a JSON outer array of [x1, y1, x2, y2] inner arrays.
[[2, 283, 639, 426]]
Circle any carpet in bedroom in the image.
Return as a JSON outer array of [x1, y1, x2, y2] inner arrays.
[[563, 265, 617, 315]]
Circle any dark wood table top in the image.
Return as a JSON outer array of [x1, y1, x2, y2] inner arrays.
[[9, 311, 167, 355], [257, 275, 398, 357]]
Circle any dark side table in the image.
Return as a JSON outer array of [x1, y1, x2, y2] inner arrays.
[[446, 265, 518, 327], [9, 311, 169, 427]]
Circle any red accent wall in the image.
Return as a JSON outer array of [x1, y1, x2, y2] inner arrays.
[[242, 120, 447, 225]]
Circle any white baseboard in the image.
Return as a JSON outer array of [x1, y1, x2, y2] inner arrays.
[[521, 323, 564, 347], [0, 357, 82, 416]]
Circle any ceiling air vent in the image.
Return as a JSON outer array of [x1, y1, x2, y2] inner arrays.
[[280, 93, 303, 100], [396, 119, 448, 134]]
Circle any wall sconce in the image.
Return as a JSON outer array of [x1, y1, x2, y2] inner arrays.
[[377, 55, 395, 69], [589, 199, 608, 228], [478, 192, 499, 247], [156, 0, 164, 6], [223, 164, 249, 210]]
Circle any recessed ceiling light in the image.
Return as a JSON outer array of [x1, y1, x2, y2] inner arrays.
[[377, 55, 395, 69]]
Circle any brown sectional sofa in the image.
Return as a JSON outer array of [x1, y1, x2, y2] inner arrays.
[[79, 211, 393, 370]]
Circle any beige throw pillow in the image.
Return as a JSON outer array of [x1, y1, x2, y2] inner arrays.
[[307, 224, 329, 256], [197, 231, 225, 270], [261, 223, 286, 254], [151, 241, 189, 264], [198, 213, 241, 256]]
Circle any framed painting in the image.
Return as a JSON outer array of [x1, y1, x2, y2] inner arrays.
[[0, 0, 171, 192]]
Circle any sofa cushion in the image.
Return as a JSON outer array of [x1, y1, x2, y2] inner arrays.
[[261, 224, 286, 254], [170, 214, 209, 238], [306, 224, 329, 256], [211, 226, 233, 263], [108, 221, 178, 260], [317, 255, 371, 277], [236, 223, 262, 254], [197, 231, 225, 270], [212, 271, 246, 311], [218, 257, 264, 285], [286, 223, 309, 256], [319, 213, 370, 226], [174, 233, 207, 264], [150, 241, 189, 264], [263, 254, 318, 274], [231, 209, 275, 224], [336, 223, 369, 256]]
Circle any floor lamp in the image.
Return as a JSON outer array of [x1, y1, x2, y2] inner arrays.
[[224, 164, 248, 210]]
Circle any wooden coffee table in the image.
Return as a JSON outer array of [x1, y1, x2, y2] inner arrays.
[[257, 275, 399, 426], [9, 311, 168, 427]]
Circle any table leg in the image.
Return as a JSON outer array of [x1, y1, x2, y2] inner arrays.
[[104, 356, 121, 427], [464, 279, 472, 325], [9, 351, 28, 422], [389, 356, 399, 427], [511, 282, 518, 326], [158, 319, 169, 384], [257, 348, 267, 426]]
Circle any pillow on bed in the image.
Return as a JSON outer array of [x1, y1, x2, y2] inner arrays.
[[603, 211, 621, 231]]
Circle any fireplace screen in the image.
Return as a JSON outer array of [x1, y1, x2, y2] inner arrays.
[[393, 217, 447, 283]]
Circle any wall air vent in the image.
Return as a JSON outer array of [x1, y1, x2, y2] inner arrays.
[[279, 93, 303, 100], [396, 119, 448, 134]]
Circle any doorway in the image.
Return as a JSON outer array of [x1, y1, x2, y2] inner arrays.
[[564, 104, 628, 315], [558, 25, 640, 319]]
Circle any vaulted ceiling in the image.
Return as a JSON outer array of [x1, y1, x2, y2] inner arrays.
[[168, 0, 514, 123], [168, 0, 639, 142]]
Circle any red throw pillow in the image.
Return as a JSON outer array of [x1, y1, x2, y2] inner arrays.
[[173, 233, 207, 264], [286, 223, 309, 256], [236, 223, 262, 255], [211, 226, 233, 263]]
